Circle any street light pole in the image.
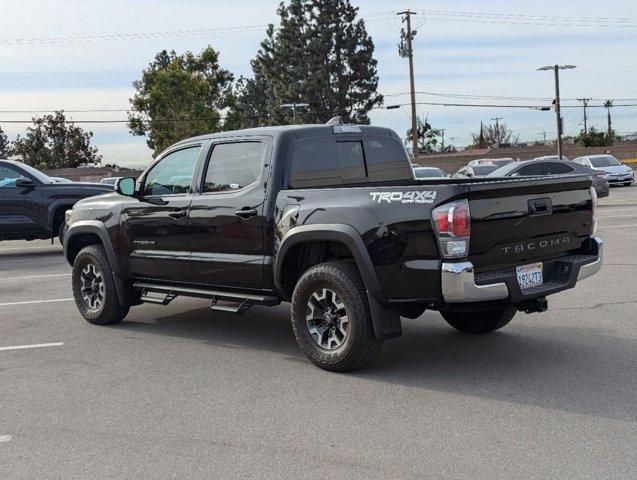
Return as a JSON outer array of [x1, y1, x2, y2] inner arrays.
[[280, 102, 309, 125], [538, 64, 576, 160], [553, 65, 563, 159]]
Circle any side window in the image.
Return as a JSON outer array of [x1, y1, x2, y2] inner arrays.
[[516, 163, 547, 176], [363, 137, 413, 182], [143, 146, 200, 196], [336, 141, 367, 184], [203, 142, 264, 193], [545, 162, 574, 174], [290, 137, 340, 188], [0, 165, 22, 188]]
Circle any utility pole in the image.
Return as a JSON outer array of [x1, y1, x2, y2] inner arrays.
[[398, 10, 418, 160], [577, 98, 591, 134], [541, 130, 547, 144], [491, 116, 503, 147], [440, 129, 445, 152]]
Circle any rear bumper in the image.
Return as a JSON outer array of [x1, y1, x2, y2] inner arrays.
[[441, 236, 603, 303]]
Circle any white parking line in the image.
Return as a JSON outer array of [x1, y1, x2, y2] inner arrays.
[[0, 273, 70, 282], [0, 298, 73, 307], [598, 224, 634, 229], [0, 246, 61, 252], [0, 435, 12, 443], [599, 214, 637, 219], [0, 342, 64, 352]]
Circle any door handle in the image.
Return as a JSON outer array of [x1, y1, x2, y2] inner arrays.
[[235, 207, 258, 219], [168, 209, 187, 219]]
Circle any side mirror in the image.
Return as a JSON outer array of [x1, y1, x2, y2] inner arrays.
[[115, 177, 136, 197], [15, 177, 35, 188]]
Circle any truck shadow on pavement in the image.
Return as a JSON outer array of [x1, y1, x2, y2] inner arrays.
[[110, 302, 635, 423]]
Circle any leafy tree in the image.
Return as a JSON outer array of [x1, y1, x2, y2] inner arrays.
[[223, 65, 269, 131], [576, 127, 613, 147], [470, 121, 518, 147], [254, 0, 382, 125], [128, 46, 234, 156], [12, 111, 101, 169], [0, 126, 10, 158], [406, 117, 442, 154]]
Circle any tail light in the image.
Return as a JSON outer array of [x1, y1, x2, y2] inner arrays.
[[432, 199, 470, 258], [590, 186, 598, 235]]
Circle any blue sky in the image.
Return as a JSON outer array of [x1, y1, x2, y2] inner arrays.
[[1, 0, 636, 167]]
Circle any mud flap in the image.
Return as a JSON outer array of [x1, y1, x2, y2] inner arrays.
[[367, 291, 402, 340]]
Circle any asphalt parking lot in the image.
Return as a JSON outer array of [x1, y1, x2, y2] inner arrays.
[[1, 186, 635, 479]]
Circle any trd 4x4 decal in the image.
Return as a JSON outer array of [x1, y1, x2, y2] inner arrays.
[[369, 191, 437, 204]]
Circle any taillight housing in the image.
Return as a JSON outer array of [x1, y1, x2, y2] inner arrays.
[[590, 186, 598, 235], [432, 199, 471, 258]]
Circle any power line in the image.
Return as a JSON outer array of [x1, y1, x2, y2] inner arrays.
[[382, 90, 637, 103], [419, 10, 636, 28], [0, 9, 633, 47]]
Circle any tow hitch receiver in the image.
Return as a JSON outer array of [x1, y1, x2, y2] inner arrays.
[[517, 297, 548, 314]]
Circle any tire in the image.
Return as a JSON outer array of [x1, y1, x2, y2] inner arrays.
[[72, 245, 129, 325], [624, 182, 632, 187], [440, 305, 517, 334], [57, 221, 65, 245], [291, 261, 382, 372]]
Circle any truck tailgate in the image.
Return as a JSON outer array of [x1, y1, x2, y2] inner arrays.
[[467, 175, 594, 270]]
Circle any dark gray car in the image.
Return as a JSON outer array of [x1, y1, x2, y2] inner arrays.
[[488, 159, 609, 197]]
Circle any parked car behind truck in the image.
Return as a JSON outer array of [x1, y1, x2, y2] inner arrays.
[[64, 122, 602, 371], [573, 154, 634, 186], [0, 159, 113, 242], [488, 158, 610, 197]]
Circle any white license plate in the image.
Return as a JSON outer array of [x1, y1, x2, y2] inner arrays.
[[516, 262, 543, 290]]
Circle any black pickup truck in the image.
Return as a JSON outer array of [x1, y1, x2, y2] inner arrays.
[[0, 159, 112, 242], [63, 122, 603, 371]]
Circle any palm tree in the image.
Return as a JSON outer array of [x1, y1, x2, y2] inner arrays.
[[603, 100, 613, 137]]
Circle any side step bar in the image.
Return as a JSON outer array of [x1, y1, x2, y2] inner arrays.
[[134, 282, 280, 315]]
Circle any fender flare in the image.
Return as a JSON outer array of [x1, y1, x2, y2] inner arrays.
[[64, 221, 130, 306], [47, 201, 75, 231], [274, 224, 401, 340], [64, 220, 120, 273]]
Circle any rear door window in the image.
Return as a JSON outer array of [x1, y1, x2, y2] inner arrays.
[[544, 162, 574, 174], [516, 163, 548, 176], [203, 142, 264, 193], [363, 137, 413, 182]]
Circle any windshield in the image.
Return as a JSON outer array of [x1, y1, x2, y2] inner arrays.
[[413, 167, 446, 178], [14, 162, 53, 184], [493, 158, 516, 165], [590, 155, 622, 167], [473, 165, 500, 175]]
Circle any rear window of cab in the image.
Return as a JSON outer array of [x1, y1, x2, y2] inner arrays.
[[289, 136, 413, 188]]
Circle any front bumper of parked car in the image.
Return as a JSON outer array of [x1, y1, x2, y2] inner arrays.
[[607, 171, 634, 184]]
